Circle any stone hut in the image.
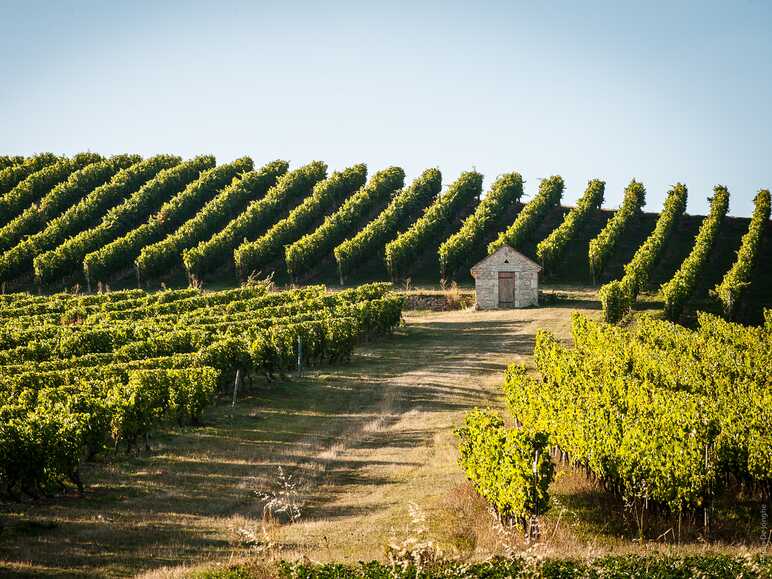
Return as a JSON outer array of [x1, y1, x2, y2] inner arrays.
[[470, 245, 541, 309]]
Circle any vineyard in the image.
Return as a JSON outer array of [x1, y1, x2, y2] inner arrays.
[[0, 281, 402, 498], [0, 154, 769, 323], [460, 309, 770, 546], [0, 153, 770, 576]]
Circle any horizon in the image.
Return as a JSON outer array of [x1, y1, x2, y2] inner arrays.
[[1, 0, 771, 217]]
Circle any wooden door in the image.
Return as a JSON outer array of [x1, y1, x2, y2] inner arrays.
[[498, 272, 515, 307]]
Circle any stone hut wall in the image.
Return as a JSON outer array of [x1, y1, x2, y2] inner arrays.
[[471, 246, 540, 309]]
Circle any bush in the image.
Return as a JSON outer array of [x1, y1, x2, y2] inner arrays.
[[536, 178, 604, 272], [0, 153, 59, 197], [276, 554, 772, 578], [0, 155, 177, 285], [713, 189, 770, 318], [179, 160, 293, 280], [0, 154, 137, 254], [456, 408, 553, 528], [661, 186, 729, 320], [588, 179, 646, 280], [83, 157, 255, 283], [0, 153, 102, 229], [29, 155, 184, 285], [136, 161, 293, 280]]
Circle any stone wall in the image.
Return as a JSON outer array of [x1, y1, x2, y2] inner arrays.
[[474, 269, 498, 309], [514, 270, 538, 308], [401, 291, 476, 311]]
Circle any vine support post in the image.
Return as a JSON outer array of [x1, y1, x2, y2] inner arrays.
[[704, 503, 709, 536], [527, 449, 541, 544], [533, 449, 539, 519], [296, 336, 303, 378], [703, 443, 711, 537], [725, 292, 735, 321], [232, 369, 242, 407]]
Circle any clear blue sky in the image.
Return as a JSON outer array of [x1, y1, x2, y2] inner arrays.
[[1, 0, 770, 217]]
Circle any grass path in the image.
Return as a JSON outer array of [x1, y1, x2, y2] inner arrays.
[[263, 306, 586, 561], [0, 304, 593, 578]]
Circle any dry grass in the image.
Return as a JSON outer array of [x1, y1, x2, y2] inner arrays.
[[427, 467, 769, 566]]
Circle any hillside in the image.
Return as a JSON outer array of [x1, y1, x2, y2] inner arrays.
[[0, 155, 769, 322]]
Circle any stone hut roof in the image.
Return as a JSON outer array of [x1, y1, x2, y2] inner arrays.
[[470, 245, 542, 277]]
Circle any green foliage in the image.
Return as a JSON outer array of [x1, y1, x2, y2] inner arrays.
[[179, 161, 292, 280], [439, 172, 523, 279], [0, 153, 102, 230], [599, 183, 687, 322], [456, 409, 553, 525], [0, 153, 59, 197], [286, 167, 404, 279], [385, 171, 482, 280], [627, 312, 771, 485], [33, 156, 214, 286], [234, 164, 368, 278], [81, 157, 255, 283], [536, 179, 604, 272], [193, 568, 252, 579], [588, 179, 646, 280], [136, 162, 291, 280], [661, 186, 729, 320], [510, 328, 717, 511], [0, 154, 140, 254], [334, 168, 441, 283], [134, 367, 219, 425], [713, 189, 770, 318], [597, 279, 626, 324], [0, 155, 24, 171], [277, 554, 772, 578], [0, 283, 403, 495], [488, 175, 564, 253], [0, 155, 178, 284], [504, 312, 769, 519], [180, 161, 325, 281], [0, 380, 117, 493]]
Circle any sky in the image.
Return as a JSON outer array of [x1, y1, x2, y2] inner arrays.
[[1, 0, 771, 217]]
